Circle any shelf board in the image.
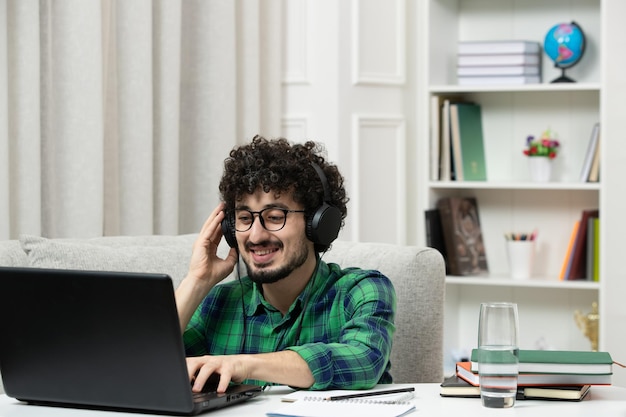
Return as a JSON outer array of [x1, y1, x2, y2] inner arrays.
[[428, 181, 600, 191], [430, 83, 601, 94], [446, 276, 600, 290]]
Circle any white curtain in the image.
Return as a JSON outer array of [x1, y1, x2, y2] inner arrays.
[[0, 0, 282, 240]]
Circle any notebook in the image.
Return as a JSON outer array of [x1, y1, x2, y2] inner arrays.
[[0, 266, 263, 415], [269, 387, 416, 417]]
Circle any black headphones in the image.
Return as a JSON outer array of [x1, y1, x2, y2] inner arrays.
[[221, 161, 342, 249]]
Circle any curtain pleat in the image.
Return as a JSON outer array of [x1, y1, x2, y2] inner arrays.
[[179, 0, 238, 232], [8, 0, 42, 237], [0, 0, 281, 240], [42, 0, 105, 238], [153, 0, 182, 235], [0, 0, 9, 238], [102, 0, 120, 235], [113, 0, 154, 235]]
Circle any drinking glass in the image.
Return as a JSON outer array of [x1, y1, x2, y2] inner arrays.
[[477, 302, 519, 408]]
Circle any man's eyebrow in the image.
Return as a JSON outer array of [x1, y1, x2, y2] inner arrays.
[[234, 203, 290, 211]]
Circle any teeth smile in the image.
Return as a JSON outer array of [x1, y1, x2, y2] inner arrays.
[[254, 249, 275, 256]]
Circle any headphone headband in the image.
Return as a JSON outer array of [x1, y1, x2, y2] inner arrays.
[[221, 161, 342, 249], [310, 161, 332, 203]]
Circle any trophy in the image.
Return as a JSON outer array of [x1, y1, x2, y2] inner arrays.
[[574, 302, 599, 351]]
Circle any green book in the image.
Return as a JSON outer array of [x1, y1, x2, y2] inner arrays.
[[470, 349, 613, 375], [586, 216, 595, 280], [593, 217, 600, 281], [451, 102, 487, 181]]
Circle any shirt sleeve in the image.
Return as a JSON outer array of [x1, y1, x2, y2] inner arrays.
[[182, 282, 245, 357], [183, 306, 210, 356], [287, 271, 396, 390]]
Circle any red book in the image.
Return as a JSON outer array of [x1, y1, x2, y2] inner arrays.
[[456, 361, 611, 387]]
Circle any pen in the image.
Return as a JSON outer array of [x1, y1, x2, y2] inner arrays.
[[326, 387, 415, 401]]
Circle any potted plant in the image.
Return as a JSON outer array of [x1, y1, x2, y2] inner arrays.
[[524, 129, 560, 181]]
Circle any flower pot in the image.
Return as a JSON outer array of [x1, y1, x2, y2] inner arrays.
[[528, 157, 552, 182]]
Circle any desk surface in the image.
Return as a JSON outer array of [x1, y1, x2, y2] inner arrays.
[[1, 384, 625, 417]]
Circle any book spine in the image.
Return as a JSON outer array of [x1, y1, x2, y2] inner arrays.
[[586, 216, 595, 281], [458, 41, 540, 55], [569, 210, 599, 280], [424, 209, 449, 274], [430, 95, 442, 181], [439, 99, 452, 181], [593, 218, 600, 282], [559, 221, 580, 280], [457, 65, 540, 76], [457, 54, 540, 67], [457, 75, 541, 85], [456, 103, 487, 181], [579, 123, 600, 182], [588, 133, 601, 182], [449, 104, 464, 181], [437, 198, 460, 275]]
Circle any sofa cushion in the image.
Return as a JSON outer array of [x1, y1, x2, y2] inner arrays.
[[0, 240, 28, 267], [19, 234, 199, 288]]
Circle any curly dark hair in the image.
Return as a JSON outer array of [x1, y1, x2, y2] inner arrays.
[[219, 135, 349, 252]]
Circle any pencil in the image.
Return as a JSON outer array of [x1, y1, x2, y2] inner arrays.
[[326, 387, 415, 401]]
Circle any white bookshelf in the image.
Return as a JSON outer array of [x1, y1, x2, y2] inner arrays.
[[414, 0, 623, 378]]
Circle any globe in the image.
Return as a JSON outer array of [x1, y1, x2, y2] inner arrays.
[[544, 21, 586, 83]]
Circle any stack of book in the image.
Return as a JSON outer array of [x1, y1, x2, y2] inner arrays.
[[441, 349, 613, 401], [457, 40, 542, 85], [579, 123, 601, 183], [429, 96, 487, 182], [560, 208, 600, 281]]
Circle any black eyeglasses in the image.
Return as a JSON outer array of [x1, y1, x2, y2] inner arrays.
[[233, 207, 306, 232]]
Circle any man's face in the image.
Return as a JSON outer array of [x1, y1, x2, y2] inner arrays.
[[235, 189, 313, 284]]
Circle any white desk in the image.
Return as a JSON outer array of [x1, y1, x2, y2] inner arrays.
[[1, 384, 625, 416]]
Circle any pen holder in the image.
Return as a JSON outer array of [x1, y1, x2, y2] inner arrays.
[[506, 240, 535, 279]]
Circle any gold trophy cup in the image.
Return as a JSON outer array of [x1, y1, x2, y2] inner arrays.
[[574, 302, 599, 351]]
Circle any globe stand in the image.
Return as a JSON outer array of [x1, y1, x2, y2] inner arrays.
[[550, 67, 576, 83]]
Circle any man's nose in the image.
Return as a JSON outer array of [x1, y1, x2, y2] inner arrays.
[[247, 215, 271, 240]]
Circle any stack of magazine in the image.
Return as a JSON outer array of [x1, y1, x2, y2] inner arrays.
[[457, 40, 542, 85]]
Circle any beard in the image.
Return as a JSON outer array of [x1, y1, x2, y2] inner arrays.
[[243, 239, 310, 284]]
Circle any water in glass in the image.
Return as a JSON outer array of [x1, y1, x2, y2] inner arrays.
[[478, 345, 519, 408]]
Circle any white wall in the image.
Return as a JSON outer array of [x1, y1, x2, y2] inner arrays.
[[281, 0, 416, 246]]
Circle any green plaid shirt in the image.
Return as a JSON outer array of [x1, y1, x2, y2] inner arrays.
[[183, 260, 396, 390]]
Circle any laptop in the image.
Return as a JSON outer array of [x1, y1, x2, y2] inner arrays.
[[0, 266, 263, 415]]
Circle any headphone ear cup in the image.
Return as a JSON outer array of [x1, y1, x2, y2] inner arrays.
[[306, 203, 342, 246], [221, 213, 238, 248]]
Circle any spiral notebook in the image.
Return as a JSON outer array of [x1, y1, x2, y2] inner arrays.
[[267, 388, 416, 417]]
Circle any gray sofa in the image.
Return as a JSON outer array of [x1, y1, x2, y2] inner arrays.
[[0, 234, 445, 393]]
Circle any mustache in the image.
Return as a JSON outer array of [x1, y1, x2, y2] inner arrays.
[[244, 240, 283, 250]]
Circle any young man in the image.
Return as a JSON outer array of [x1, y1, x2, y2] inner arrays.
[[175, 136, 396, 393]]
